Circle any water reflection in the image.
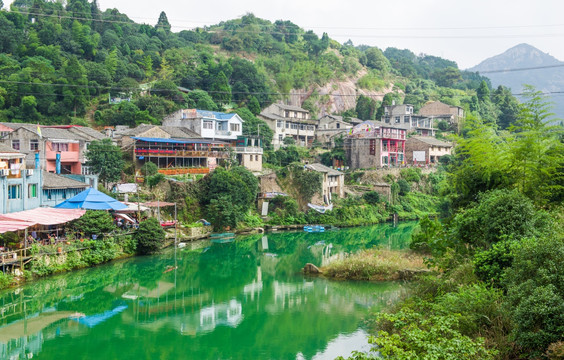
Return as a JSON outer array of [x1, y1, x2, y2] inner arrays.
[[0, 223, 416, 360]]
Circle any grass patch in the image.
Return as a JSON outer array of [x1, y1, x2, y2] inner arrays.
[[323, 249, 427, 281]]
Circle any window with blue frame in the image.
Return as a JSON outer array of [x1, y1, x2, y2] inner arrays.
[[8, 185, 21, 199], [28, 184, 37, 198]]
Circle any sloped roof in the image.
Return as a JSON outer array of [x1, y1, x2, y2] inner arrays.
[[272, 103, 309, 113], [42, 171, 90, 189], [0, 122, 36, 130], [161, 126, 201, 139], [305, 163, 342, 176], [0, 143, 20, 153], [39, 127, 89, 141], [69, 126, 106, 140], [196, 110, 241, 121], [409, 136, 453, 147]]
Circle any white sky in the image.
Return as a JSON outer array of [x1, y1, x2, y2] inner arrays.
[[7, 0, 564, 69]]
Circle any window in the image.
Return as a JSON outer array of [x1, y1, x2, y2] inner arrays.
[[336, 123, 340, 129], [52, 143, 69, 152], [278, 135, 284, 141], [28, 184, 37, 198], [8, 185, 21, 199], [203, 121, 213, 130], [285, 122, 289, 129], [230, 123, 240, 132], [395, 116, 401, 124], [12, 140, 20, 151], [404, 116, 410, 123], [255, 155, 259, 161], [369, 139, 376, 155], [277, 120, 284, 128], [30, 139, 39, 151]]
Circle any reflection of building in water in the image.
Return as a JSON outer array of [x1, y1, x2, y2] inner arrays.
[[243, 266, 263, 301], [0, 332, 42, 360], [197, 299, 243, 333], [269, 281, 314, 312]]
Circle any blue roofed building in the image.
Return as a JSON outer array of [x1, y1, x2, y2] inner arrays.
[[162, 109, 244, 141]]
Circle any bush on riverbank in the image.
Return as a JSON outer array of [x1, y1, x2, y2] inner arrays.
[[29, 235, 134, 277], [323, 249, 426, 281], [135, 218, 166, 255]]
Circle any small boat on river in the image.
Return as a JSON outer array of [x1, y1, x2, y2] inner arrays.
[[303, 225, 325, 233]]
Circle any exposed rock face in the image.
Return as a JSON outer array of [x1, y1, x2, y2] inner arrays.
[[303, 263, 322, 274], [285, 70, 396, 116]]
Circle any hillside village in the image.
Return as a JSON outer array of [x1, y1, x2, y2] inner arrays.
[[0, 99, 455, 214]]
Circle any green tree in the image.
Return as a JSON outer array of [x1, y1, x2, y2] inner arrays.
[[85, 138, 125, 188], [71, 210, 116, 239], [156, 11, 171, 32], [355, 95, 377, 120], [135, 218, 166, 254]]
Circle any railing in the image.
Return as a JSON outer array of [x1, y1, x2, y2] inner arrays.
[[215, 130, 231, 136], [158, 168, 210, 175], [234, 147, 263, 154], [135, 149, 230, 159]]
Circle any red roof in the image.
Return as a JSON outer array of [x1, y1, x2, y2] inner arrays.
[[0, 220, 35, 234]]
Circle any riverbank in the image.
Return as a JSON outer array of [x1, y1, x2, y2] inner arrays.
[[322, 249, 429, 281]]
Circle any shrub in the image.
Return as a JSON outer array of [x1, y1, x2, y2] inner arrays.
[[362, 191, 380, 204], [141, 162, 158, 176], [135, 218, 166, 254], [504, 235, 564, 357], [397, 179, 411, 196], [409, 216, 443, 254], [400, 168, 422, 182], [473, 240, 519, 287], [147, 173, 165, 188], [71, 211, 116, 238]]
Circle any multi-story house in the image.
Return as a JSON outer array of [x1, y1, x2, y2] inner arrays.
[[259, 103, 317, 148], [382, 103, 435, 136], [304, 163, 345, 203], [0, 143, 40, 213], [162, 109, 244, 141], [0, 124, 105, 176], [315, 115, 354, 147], [344, 120, 407, 169], [405, 136, 453, 165], [418, 101, 464, 126]]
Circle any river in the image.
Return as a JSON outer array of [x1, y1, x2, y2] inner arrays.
[[0, 222, 417, 360]]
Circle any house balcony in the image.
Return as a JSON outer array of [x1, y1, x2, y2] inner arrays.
[[158, 168, 210, 175], [234, 147, 263, 154], [215, 130, 232, 136], [135, 148, 230, 159], [45, 151, 80, 162]]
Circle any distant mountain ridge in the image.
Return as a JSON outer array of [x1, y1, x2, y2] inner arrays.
[[469, 43, 564, 119]]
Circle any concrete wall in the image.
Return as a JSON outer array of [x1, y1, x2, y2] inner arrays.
[[405, 138, 452, 164], [345, 138, 382, 170], [239, 153, 262, 172], [0, 170, 41, 213]]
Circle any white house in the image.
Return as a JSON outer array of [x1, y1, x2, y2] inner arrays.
[[162, 109, 244, 141]]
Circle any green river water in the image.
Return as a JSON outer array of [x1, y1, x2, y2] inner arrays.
[[0, 222, 417, 360]]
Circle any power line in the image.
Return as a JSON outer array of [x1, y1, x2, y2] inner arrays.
[[477, 63, 564, 74], [7, 9, 564, 39]]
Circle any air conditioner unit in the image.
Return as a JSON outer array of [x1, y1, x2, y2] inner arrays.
[[0, 169, 9, 176], [26, 169, 33, 176]]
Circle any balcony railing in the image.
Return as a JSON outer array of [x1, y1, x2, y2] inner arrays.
[[135, 149, 230, 159], [158, 168, 210, 175], [234, 147, 263, 154], [215, 130, 232, 136]]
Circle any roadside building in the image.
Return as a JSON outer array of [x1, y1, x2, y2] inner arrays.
[[259, 103, 317, 148], [344, 121, 407, 170], [132, 137, 230, 175], [381, 103, 435, 136], [304, 163, 345, 203], [0, 124, 105, 176], [418, 101, 464, 126], [162, 109, 244, 141], [315, 115, 354, 147], [234, 136, 263, 172], [0, 143, 41, 213], [405, 136, 453, 165], [41, 171, 90, 208]]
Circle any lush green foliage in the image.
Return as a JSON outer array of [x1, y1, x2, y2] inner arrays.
[[198, 166, 258, 230], [362, 191, 380, 205], [504, 235, 564, 357], [70, 210, 116, 238], [134, 217, 166, 254], [84, 138, 124, 187]]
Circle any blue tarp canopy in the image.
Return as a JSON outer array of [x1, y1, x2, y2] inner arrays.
[[54, 188, 128, 210]]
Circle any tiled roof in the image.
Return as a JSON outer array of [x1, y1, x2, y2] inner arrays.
[[409, 136, 453, 147], [69, 126, 106, 140], [272, 103, 309, 113], [40, 127, 89, 140], [42, 171, 90, 189], [0, 143, 21, 153], [305, 163, 342, 176], [161, 126, 201, 139]]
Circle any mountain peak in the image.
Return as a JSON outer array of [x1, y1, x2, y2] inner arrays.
[[469, 43, 562, 72]]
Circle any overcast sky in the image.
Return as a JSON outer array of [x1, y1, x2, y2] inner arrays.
[[8, 0, 564, 69]]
